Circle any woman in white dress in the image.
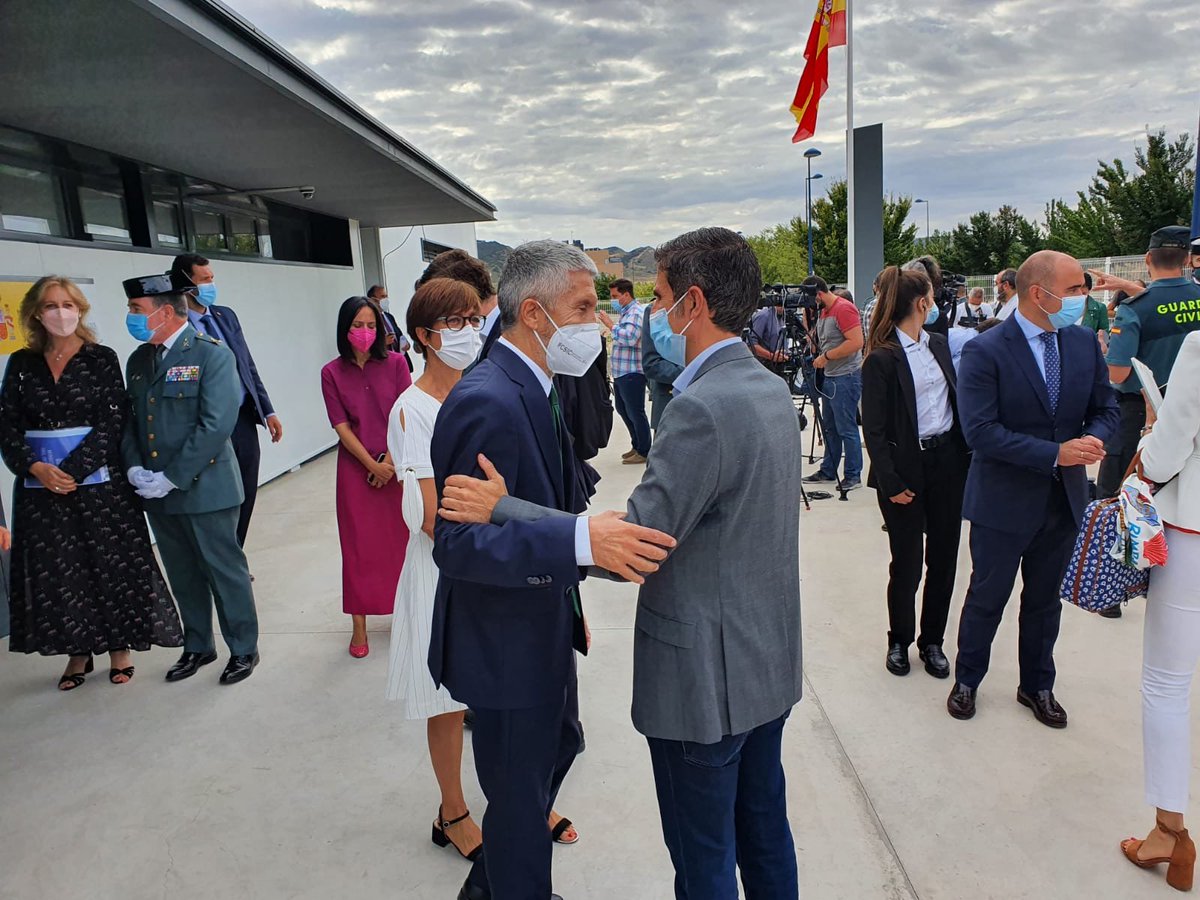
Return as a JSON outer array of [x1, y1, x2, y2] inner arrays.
[[386, 278, 484, 861]]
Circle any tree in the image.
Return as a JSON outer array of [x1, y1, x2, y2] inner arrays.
[[594, 273, 614, 301], [747, 222, 809, 284], [1046, 129, 1195, 256], [806, 180, 921, 284]]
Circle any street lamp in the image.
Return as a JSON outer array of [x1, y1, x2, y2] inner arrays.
[[803, 148, 822, 275], [914, 198, 930, 245]]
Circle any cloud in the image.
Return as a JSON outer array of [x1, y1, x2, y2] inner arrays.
[[227, 0, 1197, 252]]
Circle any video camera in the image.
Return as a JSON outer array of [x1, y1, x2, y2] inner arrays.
[[757, 283, 820, 313], [936, 272, 967, 323]]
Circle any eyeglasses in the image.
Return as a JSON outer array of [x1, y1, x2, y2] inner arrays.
[[435, 315, 485, 332]]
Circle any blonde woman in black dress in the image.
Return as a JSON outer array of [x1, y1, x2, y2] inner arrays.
[[0, 276, 181, 689]]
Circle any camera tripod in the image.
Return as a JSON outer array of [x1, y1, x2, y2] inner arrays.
[[763, 322, 851, 506]]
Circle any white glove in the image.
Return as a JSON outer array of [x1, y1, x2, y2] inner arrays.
[[127, 466, 155, 488], [135, 471, 176, 500]]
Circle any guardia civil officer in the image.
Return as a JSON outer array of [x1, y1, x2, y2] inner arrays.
[[121, 272, 260, 684], [1191, 236, 1200, 286], [1095, 225, 1200, 502]]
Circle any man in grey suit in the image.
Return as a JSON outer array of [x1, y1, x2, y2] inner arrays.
[[440, 227, 804, 899]]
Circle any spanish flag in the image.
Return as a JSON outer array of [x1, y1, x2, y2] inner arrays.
[[789, 0, 847, 143]]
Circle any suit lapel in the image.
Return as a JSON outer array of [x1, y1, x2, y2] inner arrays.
[[492, 345, 565, 508], [891, 344, 919, 435], [152, 325, 196, 386], [1001, 316, 1053, 417]]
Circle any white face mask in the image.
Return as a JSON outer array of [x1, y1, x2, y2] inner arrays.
[[535, 302, 603, 377], [430, 325, 481, 371], [41, 307, 80, 337]]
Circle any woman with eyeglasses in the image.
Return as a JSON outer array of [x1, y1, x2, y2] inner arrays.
[[321, 296, 412, 657], [384, 278, 487, 860]]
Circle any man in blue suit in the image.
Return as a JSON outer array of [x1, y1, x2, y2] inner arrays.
[[171, 254, 283, 548], [948, 250, 1119, 727], [431, 240, 674, 900]]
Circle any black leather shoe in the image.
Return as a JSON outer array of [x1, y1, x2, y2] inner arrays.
[[457, 881, 561, 900], [919, 644, 951, 679], [885, 643, 910, 676], [1098, 604, 1123, 619], [947, 683, 976, 720], [219, 653, 260, 685], [577, 720, 586, 755], [1017, 687, 1068, 728], [165, 651, 218, 682]]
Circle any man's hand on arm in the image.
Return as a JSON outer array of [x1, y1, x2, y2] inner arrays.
[[440, 454, 507, 523], [438, 453, 677, 585], [585, 510, 676, 585], [267, 414, 284, 443]]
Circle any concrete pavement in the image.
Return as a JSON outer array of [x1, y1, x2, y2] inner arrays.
[[0, 427, 1185, 899]]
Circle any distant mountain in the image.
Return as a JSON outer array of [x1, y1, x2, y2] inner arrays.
[[477, 240, 656, 282], [477, 240, 512, 283]]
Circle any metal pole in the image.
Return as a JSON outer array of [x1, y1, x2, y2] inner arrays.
[[806, 159, 814, 276], [925, 202, 930, 242]]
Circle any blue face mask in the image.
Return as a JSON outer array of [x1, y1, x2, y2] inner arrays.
[[650, 294, 691, 366], [196, 282, 218, 306], [1038, 289, 1086, 329], [924, 299, 940, 326], [126, 311, 157, 343]]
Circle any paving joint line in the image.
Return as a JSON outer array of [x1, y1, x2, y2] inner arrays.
[[803, 671, 922, 900]]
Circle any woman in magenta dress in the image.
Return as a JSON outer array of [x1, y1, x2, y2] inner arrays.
[[321, 296, 412, 657]]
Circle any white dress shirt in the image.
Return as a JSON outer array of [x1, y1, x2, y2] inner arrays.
[[1013, 306, 1057, 383], [481, 305, 501, 339], [896, 328, 954, 440], [497, 338, 594, 565]]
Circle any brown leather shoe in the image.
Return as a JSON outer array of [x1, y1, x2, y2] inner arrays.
[[622, 453, 647, 465], [947, 683, 976, 720], [621, 448, 637, 460], [1016, 687, 1067, 728]]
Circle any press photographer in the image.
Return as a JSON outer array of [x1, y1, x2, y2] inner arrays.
[[801, 275, 864, 491], [903, 255, 965, 337]]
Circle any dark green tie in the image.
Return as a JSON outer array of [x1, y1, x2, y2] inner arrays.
[[550, 385, 581, 618], [549, 384, 564, 464]]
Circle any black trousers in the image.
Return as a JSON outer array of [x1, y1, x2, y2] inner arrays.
[[229, 399, 262, 548], [876, 440, 967, 649], [954, 480, 1076, 693], [1096, 393, 1145, 498], [466, 669, 581, 900]]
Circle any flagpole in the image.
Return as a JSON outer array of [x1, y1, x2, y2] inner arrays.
[[845, 0, 856, 297], [1191, 101, 1200, 241]]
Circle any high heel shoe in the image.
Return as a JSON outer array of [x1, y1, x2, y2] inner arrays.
[[432, 806, 482, 862], [58, 656, 94, 691], [1122, 817, 1197, 892]]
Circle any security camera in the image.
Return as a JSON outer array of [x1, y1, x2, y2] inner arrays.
[[300, 187, 315, 200]]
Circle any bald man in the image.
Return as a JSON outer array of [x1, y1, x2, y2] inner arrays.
[[947, 251, 1118, 727]]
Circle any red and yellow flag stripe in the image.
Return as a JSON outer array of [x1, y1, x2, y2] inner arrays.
[[789, 0, 847, 143]]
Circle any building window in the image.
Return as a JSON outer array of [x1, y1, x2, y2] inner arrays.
[[0, 162, 65, 236], [229, 213, 259, 255], [153, 201, 183, 246], [79, 184, 130, 243], [191, 208, 227, 252], [421, 238, 454, 262]]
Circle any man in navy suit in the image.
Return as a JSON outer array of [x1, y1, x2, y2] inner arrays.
[[431, 240, 674, 900], [171, 254, 283, 548], [948, 251, 1119, 727]]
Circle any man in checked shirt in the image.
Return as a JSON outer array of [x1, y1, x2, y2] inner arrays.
[[597, 278, 651, 464]]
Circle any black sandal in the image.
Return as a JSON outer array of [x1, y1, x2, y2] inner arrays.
[[58, 656, 94, 691], [551, 816, 579, 845], [432, 805, 483, 861], [109, 666, 135, 684]]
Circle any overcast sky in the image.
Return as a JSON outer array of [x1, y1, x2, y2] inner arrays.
[[227, 0, 1196, 249]]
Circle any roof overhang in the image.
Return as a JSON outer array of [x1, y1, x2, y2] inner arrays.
[[0, 0, 496, 228]]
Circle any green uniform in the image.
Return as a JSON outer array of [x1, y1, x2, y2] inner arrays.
[[1081, 296, 1110, 334], [122, 325, 258, 656], [1106, 277, 1200, 394]]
